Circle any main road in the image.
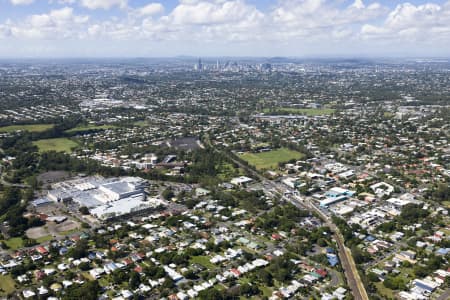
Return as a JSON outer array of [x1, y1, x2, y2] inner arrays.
[[220, 149, 369, 300]]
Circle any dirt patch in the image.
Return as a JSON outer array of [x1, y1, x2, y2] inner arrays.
[[26, 226, 49, 239], [55, 220, 79, 233], [37, 171, 70, 186]]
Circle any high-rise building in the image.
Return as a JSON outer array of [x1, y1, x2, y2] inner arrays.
[[195, 58, 203, 71]]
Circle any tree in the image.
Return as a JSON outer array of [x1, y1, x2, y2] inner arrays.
[[351, 246, 370, 264], [129, 272, 141, 290], [79, 206, 90, 215], [68, 240, 88, 259], [367, 272, 380, 282], [0, 187, 21, 215], [63, 280, 101, 300], [445, 276, 450, 288], [183, 270, 198, 280], [162, 188, 175, 200], [377, 221, 396, 233], [161, 276, 174, 289], [267, 256, 295, 282], [112, 269, 129, 284], [143, 264, 165, 279], [317, 238, 328, 247], [414, 265, 428, 278], [198, 288, 224, 300], [383, 275, 406, 290], [78, 262, 90, 271], [23, 238, 37, 247], [397, 204, 429, 225], [432, 184, 450, 202], [238, 284, 260, 297], [257, 269, 273, 286]]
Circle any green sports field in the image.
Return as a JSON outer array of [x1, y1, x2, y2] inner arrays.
[[240, 148, 304, 170], [33, 138, 79, 153], [0, 124, 54, 133], [133, 120, 149, 127]]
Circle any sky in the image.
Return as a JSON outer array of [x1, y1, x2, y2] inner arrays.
[[0, 0, 449, 58]]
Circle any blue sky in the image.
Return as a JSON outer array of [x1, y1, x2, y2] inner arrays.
[[1, 1, 443, 18], [0, 0, 449, 57]]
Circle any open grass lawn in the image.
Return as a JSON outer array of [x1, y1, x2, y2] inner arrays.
[[0, 124, 54, 133], [65, 124, 116, 134], [36, 235, 53, 244], [98, 277, 109, 287], [190, 255, 216, 270], [398, 266, 415, 280], [240, 148, 304, 170], [260, 285, 273, 297], [263, 107, 336, 116], [375, 281, 396, 299], [33, 138, 79, 153], [0, 275, 16, 295], [440, 228, 450, 237], [217, 162, 242, 181], [133, 120, 149, 127], [82, 272, 95, 281], [3, 237, 24, 250]]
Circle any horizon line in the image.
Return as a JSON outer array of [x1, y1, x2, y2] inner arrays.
[[0, 56, 449, 60]]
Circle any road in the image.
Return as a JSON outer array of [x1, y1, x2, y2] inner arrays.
[[0, 172, 30, 188], [222, 149, 369, 300], [436, 288, 450, 300]]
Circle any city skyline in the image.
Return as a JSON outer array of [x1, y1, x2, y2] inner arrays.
[[0, 0, 449, 58]]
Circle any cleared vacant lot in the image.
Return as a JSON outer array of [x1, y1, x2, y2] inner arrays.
[[0, 124, 54, 133], [27, 219, 80, 240], [33, 138, 78, 153], [240, 148, 304, 170]]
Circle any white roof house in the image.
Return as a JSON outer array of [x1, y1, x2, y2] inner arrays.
[[230, 176, 253, 186]]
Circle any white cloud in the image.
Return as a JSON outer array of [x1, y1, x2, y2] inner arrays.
[[1, 0, 450, 56], [136, 3, 164, 17], [0, 24, 12, 38], [386, 3, 442, 29], [10, 0, 34, 5], [351, 0, 365, 10], [9, 7, 88, 39], [168, 0, 263, 26], [80, 0, 127, 10], [269, 0, 387, 42], [361, 1, 450, 42], [56, 0, 77, 4]]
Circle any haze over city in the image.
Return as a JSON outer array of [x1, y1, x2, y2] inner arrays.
[[0, 0, 450, 57]]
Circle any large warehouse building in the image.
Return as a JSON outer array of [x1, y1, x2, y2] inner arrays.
[[46, 176, 163, 220]]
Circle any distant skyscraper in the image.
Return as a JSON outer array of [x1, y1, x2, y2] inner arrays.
[[260, 63, 272, 72], [196, 58, 203, 71]]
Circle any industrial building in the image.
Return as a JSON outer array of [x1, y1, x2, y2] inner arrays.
[[45, 176, 163, 220], [320, 187, 355, 207]]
